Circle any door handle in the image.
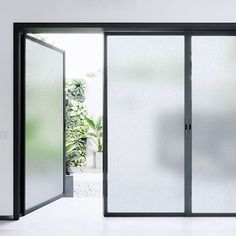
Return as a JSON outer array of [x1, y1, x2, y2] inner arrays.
[[185, 120, 192, 133], [188, 123, 192, 132]]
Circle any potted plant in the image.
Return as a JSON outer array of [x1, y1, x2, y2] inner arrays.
[[85, 116, 103, 169]]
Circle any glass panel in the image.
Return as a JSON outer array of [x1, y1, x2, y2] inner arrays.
[[192, 36, 236, 213], [25, 37, 64, 210], [107, 35, 185, 212]]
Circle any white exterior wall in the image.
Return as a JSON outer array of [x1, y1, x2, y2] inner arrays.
[[1, 0, 236, 215]]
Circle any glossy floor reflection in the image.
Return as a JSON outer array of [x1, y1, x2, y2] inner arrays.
[[1, 198, 236, 236]]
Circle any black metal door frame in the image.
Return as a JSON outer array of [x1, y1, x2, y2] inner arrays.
[[104, 31, 192, 217], [104, 31, 236, 217], [14, 29, 66, 220], [13, 23, 236, 220]]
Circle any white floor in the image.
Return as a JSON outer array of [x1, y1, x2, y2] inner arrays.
[[1, 198, 236, 236], [73, 166, 102, 198]]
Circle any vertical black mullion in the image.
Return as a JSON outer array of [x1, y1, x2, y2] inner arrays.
[[103, 33, 108, 216], [13, 25, 22, 220], [184, 34, 192, 215], [63, 52, 66, 196], [21, 33, 26, 216], [189, 35, 192, 215]]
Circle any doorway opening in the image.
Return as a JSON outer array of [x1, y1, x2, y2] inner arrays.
[[22, 32, 104, 215]]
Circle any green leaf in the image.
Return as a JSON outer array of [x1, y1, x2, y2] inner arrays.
[[85, 116, 96, 129], [66, 140, 76, 146], [70, 111, 77, 116], [96, 117, 102, 129], [66, 144, 76, 155], [87, 132, 97, 137]]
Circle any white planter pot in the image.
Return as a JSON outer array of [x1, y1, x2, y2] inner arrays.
[[93, 151, 103, 169], [86, 139, 94, 167]]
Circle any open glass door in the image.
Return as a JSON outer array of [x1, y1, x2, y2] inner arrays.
[[105, 34, 185, 215], [23, 35, 65, 215]]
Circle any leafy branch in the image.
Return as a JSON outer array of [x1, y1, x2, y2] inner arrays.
[[85, 116, 103, 152]]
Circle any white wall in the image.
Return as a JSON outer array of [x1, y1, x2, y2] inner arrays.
[[0, 0, 236, 216]]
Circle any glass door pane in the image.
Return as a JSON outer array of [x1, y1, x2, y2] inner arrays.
[[107, 35, 185, 213], [192, 36, 236, 213], [25, 36, 64, 212]]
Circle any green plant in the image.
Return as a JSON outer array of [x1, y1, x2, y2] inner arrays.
[[85, 116, 103, 152], [65, 80, 89, 173]]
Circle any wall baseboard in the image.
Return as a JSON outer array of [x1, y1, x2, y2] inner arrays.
[[0, 215, 14, 220]]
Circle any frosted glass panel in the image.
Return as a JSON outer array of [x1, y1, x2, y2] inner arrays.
[[25, 37, 64, 211], [107, 36, 184, 212], [192, 37, 236, 213]]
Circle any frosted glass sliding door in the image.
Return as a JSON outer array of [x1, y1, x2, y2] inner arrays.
[[106, 35, 185, 213], [192, 36, 236, 213], [25, 36, 64, 213]]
